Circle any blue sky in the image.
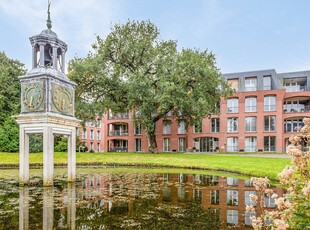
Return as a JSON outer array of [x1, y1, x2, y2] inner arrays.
[[1, 0, 310, 74]]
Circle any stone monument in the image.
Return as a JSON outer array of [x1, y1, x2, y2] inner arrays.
[[14, 2, 80, 186]]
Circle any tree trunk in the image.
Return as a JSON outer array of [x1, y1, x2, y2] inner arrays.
[[147, 131, 158, 153]]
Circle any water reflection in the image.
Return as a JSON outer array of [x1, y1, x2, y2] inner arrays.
[[0, 171, 286, 229]]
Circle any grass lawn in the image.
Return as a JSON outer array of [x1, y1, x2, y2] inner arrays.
[[0, 152, 291, 180]]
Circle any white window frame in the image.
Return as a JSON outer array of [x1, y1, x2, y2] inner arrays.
[[245, 137, 257, 152], [245, 77, 257, 91], [264, 116, 276, 132], [264, 96, 276, 111], [227, 118, 238, 133], [227, 137, 238, 152], [227, 98, 239, 113], [163, 138, 171, 152], [245, 97, 257, 112], [211, 118, 220, 133], [245, 117, 257, 132]]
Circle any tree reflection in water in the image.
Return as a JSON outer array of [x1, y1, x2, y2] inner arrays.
[[0, 171, 285, 229]]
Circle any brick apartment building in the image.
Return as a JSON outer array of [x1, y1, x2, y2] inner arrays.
[[80, 69, 310, 153]]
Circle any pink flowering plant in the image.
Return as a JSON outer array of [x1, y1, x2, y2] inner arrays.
[[247, 117, 310, 230]]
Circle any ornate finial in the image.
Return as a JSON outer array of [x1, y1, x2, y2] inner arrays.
[[46, 0, 52, 29]]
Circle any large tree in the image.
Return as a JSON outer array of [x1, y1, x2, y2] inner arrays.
[[0, 51, 25, 125], [69, 20, 232, 153]]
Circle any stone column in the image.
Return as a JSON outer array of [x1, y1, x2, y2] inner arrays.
[[52, 46, 58, 70], [19, 126, 29, 185], [43, 187, 54, 230], [32, 46, 37, 69], [43, 126, 54, 186], [19, 187, 29, 230], [39, 44, 45, 67], [67, 183, 76, 229], [61, 51, 66, 73], [68, 128, 76, 182]]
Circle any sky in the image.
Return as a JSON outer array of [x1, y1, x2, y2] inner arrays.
[[1, 0, 310, 74]]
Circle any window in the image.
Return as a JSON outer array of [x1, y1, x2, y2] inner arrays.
[[245, 97, 257, 112], [178, 120, 186, 134], [193, 189, 202, 201], [264, 116, 276, 131], [90, 142, 94, 151], [163, 138, 171, 152], [227, 137, 238, 152], [82, 129, 87, 139], [227, 190, 238, 205], [97, 143, 100, 152], [227, 79, 239, 92], [90, 130, 94, 140], [211, 118, 220, 133], [264, 96, 276, 111], [245, 212, 256, 226], [227, 118, 238, 132], [245, 191, 257, 206], [264, 193, 276, 208], [227, 178, 238, 186], [263, 76, 271, 90], [245, 180, 253, 187], [135, 139, 142, 152], [178, 138, 186, 152], [134, 123, 142, 135], [90, 121, 95, 127], [96, 120, 101, 128], [194, 122, 202, 133], [283, 78, 307, 92], [283, 100, 309, 113], [245, 117, 257, 132], [163, 120, 171, 134], [264, 136, 276, 151], [210, 190, 220, 205], [245, 77, 257, 91], [227, 98, 239, 113], [97, 131, 101, 140], [227, 210, 238, 225], [245, 137, 257, 152], [284, 118, 304, 133]]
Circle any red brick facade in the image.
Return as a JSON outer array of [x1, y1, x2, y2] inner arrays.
[[80, 69, 310, 153]]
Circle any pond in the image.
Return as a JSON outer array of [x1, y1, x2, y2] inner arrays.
[[0, 168, 285, 229]]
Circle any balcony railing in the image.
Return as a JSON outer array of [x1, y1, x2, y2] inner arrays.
[[284, 85, 306, 92], [109, 130, 128, 136], [264, 105, 276, 111], [108, 147, 128, 152], [245, 106, 257, 112], [244, 86, 257, 92], [108, 113, 129, 119], [283, 105, 310, 113], [227, 107, 239, 113]]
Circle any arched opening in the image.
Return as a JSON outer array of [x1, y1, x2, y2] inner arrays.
[[44, 43, 53, 67]]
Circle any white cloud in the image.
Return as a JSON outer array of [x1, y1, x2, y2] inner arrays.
[[0, 0, 119, 59]]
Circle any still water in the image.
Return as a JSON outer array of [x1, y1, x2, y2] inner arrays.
[[0, 168, 285, 229]]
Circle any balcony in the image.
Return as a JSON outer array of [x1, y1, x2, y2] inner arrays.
[[283, 98, 310, 113], [108, 113, 129, 119], [284, 105, 310, 113], [109, 130, 128, 136], [283, 78, 307, 93], [108, 147, 128, 152]]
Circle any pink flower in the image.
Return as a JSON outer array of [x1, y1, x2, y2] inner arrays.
[[302, 181, 310, 196], [274, 219, 289, 230]]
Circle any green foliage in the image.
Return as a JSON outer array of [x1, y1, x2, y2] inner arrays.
[[0, 51, 25, 125], [0, 117, 19, 152], [54, 136, 68, 152], [29, 134, 43, 153], [68, 20, 233, 152]]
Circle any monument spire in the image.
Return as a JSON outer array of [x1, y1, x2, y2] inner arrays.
[[46, 0, 52, 29]]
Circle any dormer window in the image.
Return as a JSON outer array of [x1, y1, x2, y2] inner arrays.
[[245, 77, 257, 91]]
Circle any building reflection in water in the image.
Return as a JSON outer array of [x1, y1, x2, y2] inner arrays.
[[17, 173, 285, 229]]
